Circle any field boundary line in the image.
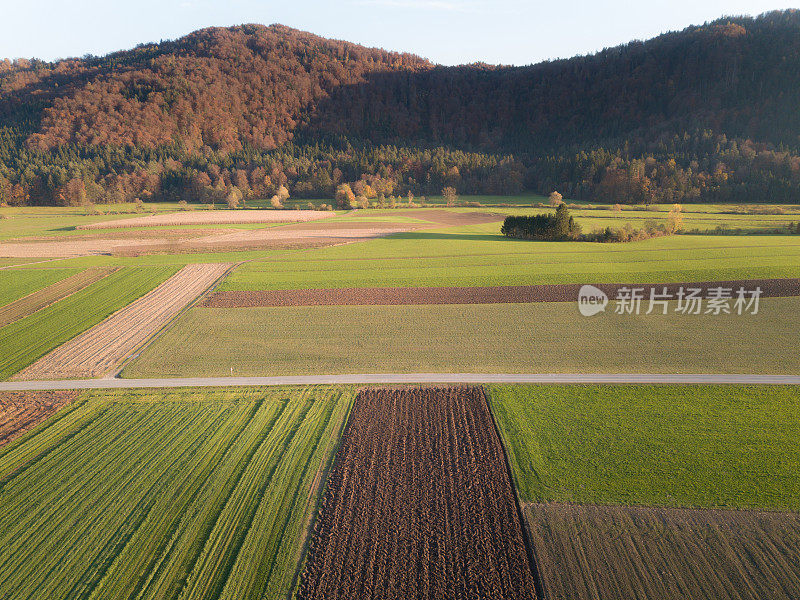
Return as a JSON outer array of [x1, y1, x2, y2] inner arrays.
[[288, 388, 357, 599], [480, 385, 548, 599], [110, 262, 240, 378], [0, 267, 120, 328], [2, 373, 800, 390]]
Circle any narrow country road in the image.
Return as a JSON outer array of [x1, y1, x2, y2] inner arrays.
[[1, 373, 800, 391]]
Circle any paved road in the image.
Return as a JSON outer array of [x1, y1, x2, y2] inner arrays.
[[2, 373, 800, 391]]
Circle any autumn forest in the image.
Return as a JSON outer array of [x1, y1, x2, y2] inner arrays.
[[2, 11, 800, 206]]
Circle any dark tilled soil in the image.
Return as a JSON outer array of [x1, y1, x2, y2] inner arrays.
[[298, 387, 539, 600], [203, 278, 800, 307], [0, 391, 80, 447], [526, 502, 800, 600]]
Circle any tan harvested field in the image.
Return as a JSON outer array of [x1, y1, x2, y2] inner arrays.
[[15, 263, 232, 379], [0, 222, 421, 258], [0, 235, 205, 258], [525, 503, 800, 600], [0, 267, 118, 327], [0, 209, 502, 258], [202, 277, 800, 307], [76, 209, 335, 229], [0, 391, 80, 447], [299, 387, 539, 600]]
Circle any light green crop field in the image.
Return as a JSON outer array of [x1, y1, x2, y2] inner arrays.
[[5, 249, 281, 270], [0, 202, 197, 240], [487, 385, 800, 510], [221, 228, 800, 290], [0, 266, 177, 380], [0, 268, 79, 307], [122, 296, 800, 378], [0, 386, 354, 600]]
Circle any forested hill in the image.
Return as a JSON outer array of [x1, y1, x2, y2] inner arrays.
[[2, 11, 800, 206]]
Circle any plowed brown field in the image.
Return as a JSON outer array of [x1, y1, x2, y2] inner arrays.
[[298, 386, 539, 600], [0, 267, 118, 327], [15, 263, 232, 379], [525, 503, 800, 600], [0, 391, 79, 447], [202, 277, 800, 307]]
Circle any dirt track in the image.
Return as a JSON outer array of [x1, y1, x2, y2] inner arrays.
[[298, 387, 538, 600], [526, 503, 800, 600], [202, 277, 800, 307], [0, 391, 79, 447], [14, 263, 232, 380], [0, 267, 118, 327]]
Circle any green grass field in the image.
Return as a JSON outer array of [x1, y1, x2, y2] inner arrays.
[[0, 386, 354, 600], [0, 202, 201, 240], [0, 268, 79, 307], [0, 266, 176, 380], [122, 297, 800, 378], [487, 384, 800, 510], [220, 228, 800, 290]]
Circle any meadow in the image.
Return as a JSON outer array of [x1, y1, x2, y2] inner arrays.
[[487, 384, 800, 509], [0, 386, 354, 600], [0, 267, 176, 380], [122, 296, 800, 378]]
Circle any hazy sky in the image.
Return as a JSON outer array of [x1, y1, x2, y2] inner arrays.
[[2, 1, 798, 65]]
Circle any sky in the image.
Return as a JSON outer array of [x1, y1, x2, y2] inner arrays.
[[1, 1, 798, 66]]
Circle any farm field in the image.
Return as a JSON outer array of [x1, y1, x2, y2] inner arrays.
[[122, 297, 800, 378], [298, 386, 537, 600], [0, 267, 118, 328], [525, 503, 800, 600], [0, 390, 80, 447], [221, 229, 800, 290], [0, 266, 177, 380], [202, 277, 800, 307], [487, 385, 800, 509], [16, 263, 232, 380], [0, 386, 354, 600], [489, 384, 800, 598], [0, 208, 501, 258], [0, 202, 199, 241], [76, 209, 335, 229], [0, 268, 81, 307]]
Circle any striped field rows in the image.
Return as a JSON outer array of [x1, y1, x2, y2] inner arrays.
[[0, 267, 118, 328], [0, 386, 354, 600], [16, 263, 232, 380]]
